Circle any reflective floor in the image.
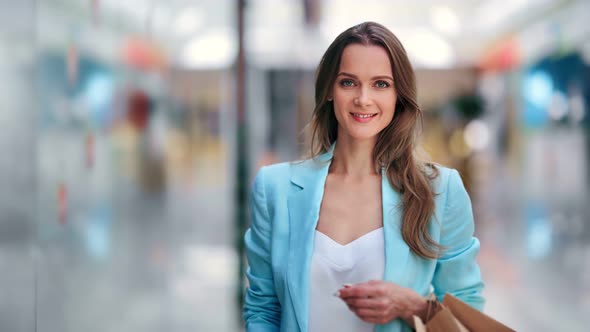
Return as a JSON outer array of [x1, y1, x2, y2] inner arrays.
[[32, 132, 240, 332], [474, 148, 590, 332]]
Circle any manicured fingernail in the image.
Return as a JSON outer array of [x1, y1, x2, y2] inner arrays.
[[333, 291, 340, 297], [343, 283, 352, 288]]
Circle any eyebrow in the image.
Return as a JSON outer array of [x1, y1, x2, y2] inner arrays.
[[337, 72, 394, 81]]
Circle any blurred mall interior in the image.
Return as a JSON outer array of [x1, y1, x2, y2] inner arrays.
[[1, 0, 589, 331]]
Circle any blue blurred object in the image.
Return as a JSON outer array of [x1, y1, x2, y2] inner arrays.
[[84, 72, 114, 129], [525, 201, 553, 260], [522, 70, 552, 128], [84, 203, 113, 260], [522, 52, 590, 128], [38, 53, 114, 130]]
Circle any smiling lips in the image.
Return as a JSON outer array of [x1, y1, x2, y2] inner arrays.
[[350, 112, 378, 123]]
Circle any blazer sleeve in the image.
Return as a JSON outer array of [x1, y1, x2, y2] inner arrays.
[[243, 168, 281, 331], [432, 169, 485, 310]]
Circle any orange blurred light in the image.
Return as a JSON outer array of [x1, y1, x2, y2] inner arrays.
[[478, 37, 521, 72], [120, 37, 168, 72]]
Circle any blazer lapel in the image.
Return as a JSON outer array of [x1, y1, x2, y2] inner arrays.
[[286, 146, 412, 331], [287, 149, 333, 332], [381, 169, 411, 287]]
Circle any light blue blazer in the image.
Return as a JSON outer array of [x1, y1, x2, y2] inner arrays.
[[243, 148, 484, 332]]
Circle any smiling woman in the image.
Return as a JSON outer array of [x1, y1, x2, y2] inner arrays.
[[243, 21, 484, 332], [331, 44, 396, 140]]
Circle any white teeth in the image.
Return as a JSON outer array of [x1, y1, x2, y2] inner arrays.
[[353, 113, 376, 118]]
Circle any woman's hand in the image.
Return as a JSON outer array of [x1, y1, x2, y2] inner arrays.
[[336, 280, 427, 326]]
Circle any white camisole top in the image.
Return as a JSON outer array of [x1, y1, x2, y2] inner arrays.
[[308, 227, 385, 332]]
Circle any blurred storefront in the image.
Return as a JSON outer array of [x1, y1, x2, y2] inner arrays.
[[5, 0, 240, 331]]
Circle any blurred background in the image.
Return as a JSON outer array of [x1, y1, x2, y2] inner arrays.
[[0, 0, 589, 331]]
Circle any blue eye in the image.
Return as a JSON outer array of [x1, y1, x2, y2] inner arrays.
[[340, 79, 355, 87], [375, 80, 390, 88]]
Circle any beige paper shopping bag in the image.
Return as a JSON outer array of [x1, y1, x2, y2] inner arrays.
[[413, 293, 515, 332]]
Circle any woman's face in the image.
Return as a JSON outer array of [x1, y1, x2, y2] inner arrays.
[[331, 44, 397, 142]]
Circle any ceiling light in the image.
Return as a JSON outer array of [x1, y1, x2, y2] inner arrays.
[[399, 28, 455, 68], [430, 6, 460, 37], [180, 29, 237, 69]]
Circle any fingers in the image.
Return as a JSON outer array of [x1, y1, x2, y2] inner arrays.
[[338, 281, 386, 299], [343, 296, 389, 311], [349, 307, 389, 325], [345, 304, 381, 319], [360, 315, 390, 325], [335, 281, 403, 325]]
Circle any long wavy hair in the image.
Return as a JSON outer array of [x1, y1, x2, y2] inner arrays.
[[310, 21, 441, 259]]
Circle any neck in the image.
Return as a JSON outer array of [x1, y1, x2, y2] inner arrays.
[[329, 135, 378, 177]]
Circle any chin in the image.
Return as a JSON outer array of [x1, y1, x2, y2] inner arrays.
[[345, 129, 381, 141], [338, 121, 388, 142]]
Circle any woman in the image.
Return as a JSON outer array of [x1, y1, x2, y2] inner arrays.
[[243, 21, 484, 332]]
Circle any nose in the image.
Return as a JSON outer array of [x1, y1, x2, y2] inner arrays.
[[355, 87, 372, 107]]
